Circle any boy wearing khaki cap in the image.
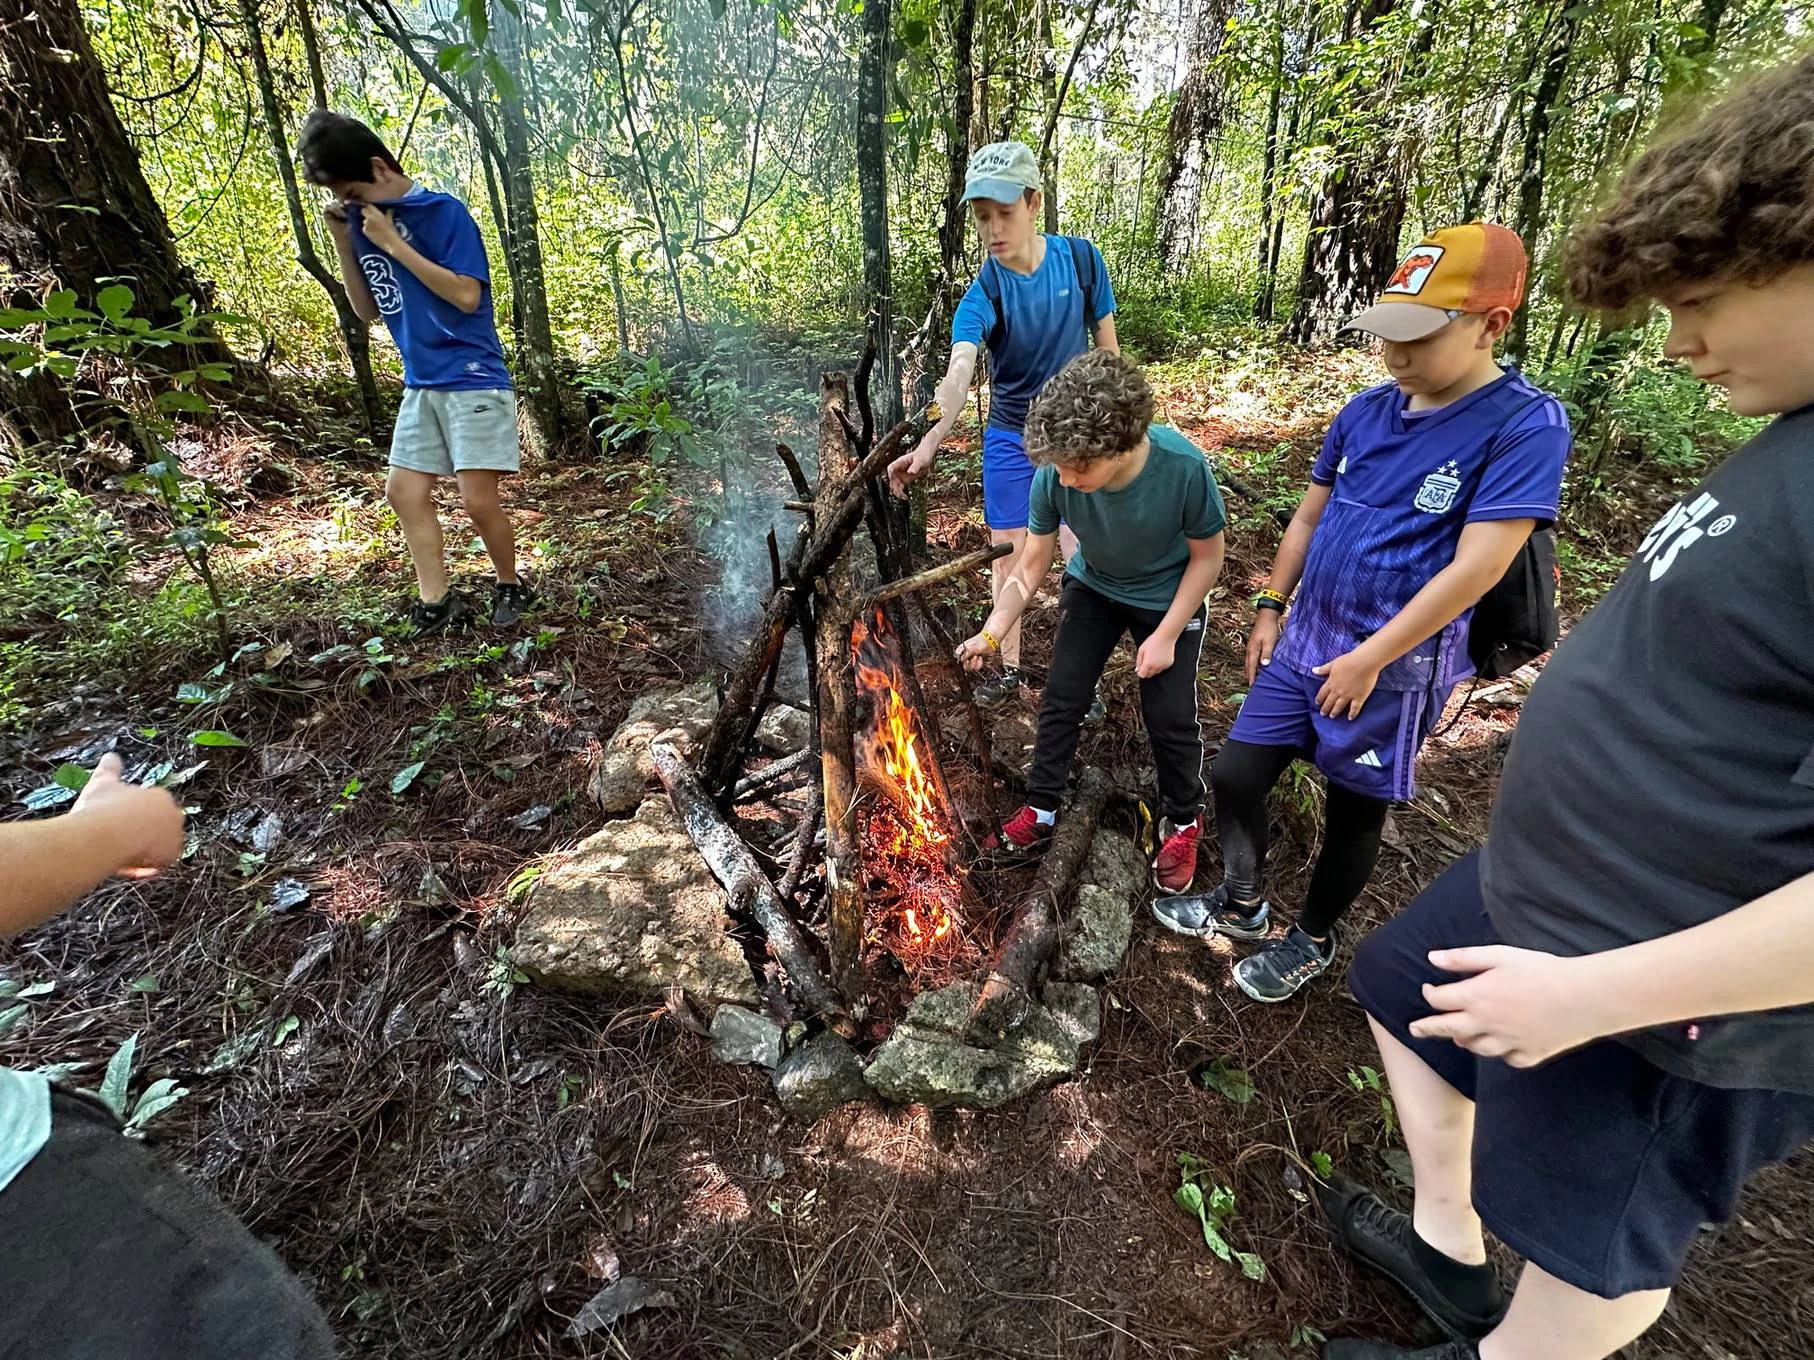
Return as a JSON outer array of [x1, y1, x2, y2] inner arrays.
[[1155, 224, 1572, 1000]]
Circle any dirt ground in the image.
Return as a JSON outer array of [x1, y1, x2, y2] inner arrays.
[[3, 363, 1810, 1359]]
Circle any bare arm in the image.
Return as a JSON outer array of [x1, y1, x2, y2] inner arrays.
[[325, 206, 379, 323], [955, 530, 1060, 666], [1245, 480, 1332, 681], [1134, 531, 1225, 679], [1, 756, 185, 937], [1412, 870, 1814, 1068], [888, 342, 978, 496], [359, 207, 484, 314], [1093, 313, 1119, 354]]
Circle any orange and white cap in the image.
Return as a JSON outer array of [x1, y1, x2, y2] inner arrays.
[[1345, 223, 1529, 342]]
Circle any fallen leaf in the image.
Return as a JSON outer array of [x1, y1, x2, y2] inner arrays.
[[508, 803, 553, 831], [268, 878, 311, 912], [259, 747, 311, 779], [566, 1276, 675, 1338], [286, 932, 335, 984]]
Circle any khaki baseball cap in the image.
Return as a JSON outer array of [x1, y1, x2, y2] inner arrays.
[[962, 141, 1042, 204], [1345, 223, 1529, 342]]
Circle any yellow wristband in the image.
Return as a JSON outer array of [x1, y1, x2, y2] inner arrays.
[[979, 629, 1001, 652]]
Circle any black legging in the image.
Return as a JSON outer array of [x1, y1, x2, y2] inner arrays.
[[1209, 738, 1389, 939]]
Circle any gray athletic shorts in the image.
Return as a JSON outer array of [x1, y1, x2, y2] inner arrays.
[[389, 387, 521, 476]]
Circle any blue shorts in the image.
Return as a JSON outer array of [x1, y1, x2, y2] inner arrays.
[[982, 426, 1037, 530], [1227, 661, 1447, 802], [1349, 852, 1814, 1298]]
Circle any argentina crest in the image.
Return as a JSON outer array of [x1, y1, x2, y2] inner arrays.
[[1414, 460, 1463, 514]]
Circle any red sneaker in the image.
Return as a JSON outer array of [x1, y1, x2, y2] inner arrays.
[[999, 805, 1055, 854], [1153, 818, 1202, 895]]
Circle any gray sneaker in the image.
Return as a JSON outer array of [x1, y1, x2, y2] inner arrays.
[[1084, 686, 1108, 725], [1150, 884, 1271, 939], [1235, 926, 1336, 1003], [973, 667, 1024, 706]]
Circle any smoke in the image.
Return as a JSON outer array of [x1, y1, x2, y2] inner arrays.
[[699, 448, 812, 706]]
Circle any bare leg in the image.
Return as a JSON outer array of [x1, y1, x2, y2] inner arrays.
[[1479, 1263, 1669, 1360], [1367, 1017, 1486, 1264], [990, 526, 1026, 670], [456, 470, 518, 584], [386, 467, 448, 602]]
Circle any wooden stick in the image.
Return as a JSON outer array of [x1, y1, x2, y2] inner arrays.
[[731, 746, 815, 800], [775, 441, 812, 501], [650, 742, 843, 1021], [913, 594, 996, 825], [860, 542, 1012, 611], [776, 777, 824, 904], [966, 766, 1108, 1044], [783, 500, 815, 513]]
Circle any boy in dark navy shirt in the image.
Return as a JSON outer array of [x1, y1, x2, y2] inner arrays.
[[889, 140, 1118, 708], [1321, 54, 1814, 1360], [1156, 224, 1571, 1001], [299, 110, 534, 634]]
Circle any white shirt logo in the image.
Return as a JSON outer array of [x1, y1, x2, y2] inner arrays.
[[361, 255, 404, 316], [1414, 461, 1462, 515], [1639, 491, 1730, 581], [1354, 749, 1384, 768]]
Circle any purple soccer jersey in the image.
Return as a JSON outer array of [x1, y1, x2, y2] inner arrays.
[[1273, 370, 1571, 691]]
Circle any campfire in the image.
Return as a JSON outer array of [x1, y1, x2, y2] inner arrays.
[[650, 367, 1109, 1050]]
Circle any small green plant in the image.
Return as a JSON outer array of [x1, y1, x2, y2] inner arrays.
[[555, 1073, 584, 1110], [332, 777, 363, 813], [88, 1032, 189, 1137], [1197, 1056, 1256, 1105], [1289, 1323, 1327, 1350], [483, 946, 529, 997], [1311, 1150, 1334, 1180], [1348, 1065, 1397, 1139], [1174, 1154, 1266, 1280]]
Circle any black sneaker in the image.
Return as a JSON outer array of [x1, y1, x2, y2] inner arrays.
[[973, 667, 1024, 707], [1150, 883, 1271, 940], [1084, 686, 1107, 725], [407, 591, 477, 637], [1317, 1174, 1507, 1342], [1234, 926, 1336, 1003], [491, 576, 536, 627], [1323, 1341, 1479, 1360]]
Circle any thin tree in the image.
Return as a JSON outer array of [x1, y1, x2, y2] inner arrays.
[[1154, 0, 1235, 274], [857, 0, 902, 430]]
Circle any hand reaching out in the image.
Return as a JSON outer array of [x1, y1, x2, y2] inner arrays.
[[72, 754, 185, 880], [888, 434, 938, 498]]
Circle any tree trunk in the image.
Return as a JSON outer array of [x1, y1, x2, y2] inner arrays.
[[0, 0, 228, 448], [1154, 0, 1234, 274], [1286, 0, 1436, 346], [857, 0, 902, 431], [292, 0, 331, 108], [1036, 0, 1061, 232], [1505, 10, 1578, 366], [1252, 27, 1285, 321], [929, 0, 978, 404], [491, 3, 568, 454], [239, 0, 382, 432]]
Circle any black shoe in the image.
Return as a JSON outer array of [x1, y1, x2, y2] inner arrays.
[[407, 591, 477, 637], [973, 667, 1024, 707], [1234, 926, 1336, 1003], [1317, 1174, 1507, 1342], [491, 576, 536, 626], [1323, 1341, 1479, 1360], [1151, 883, 1271, 939], [1084, 686, 1107, 725]]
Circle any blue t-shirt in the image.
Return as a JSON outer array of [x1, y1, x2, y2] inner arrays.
[[349, 187, 511, 391], [0, 1066, 50, 1198], [1027, 424, 1226, 611], [952, 235, 1116, 434], [1273, 369, 1572, 691]]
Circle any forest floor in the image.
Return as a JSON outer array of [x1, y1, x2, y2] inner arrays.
[[2, 346, 1809, 1360]]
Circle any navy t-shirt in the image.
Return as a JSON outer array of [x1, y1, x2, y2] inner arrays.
[[1483, 403, 1814, 1093], [1274, 370, 1572, 691], [349, 187, 511, 391], [952, 235, 1115, 434]]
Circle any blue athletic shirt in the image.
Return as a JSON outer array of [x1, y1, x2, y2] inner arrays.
[[1273, 369, 1571, 692], [349, 186, 511, 391], [952, 235, 1115, 434]]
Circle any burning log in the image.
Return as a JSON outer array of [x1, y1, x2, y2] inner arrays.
[[966, 766, 1109, 1045], [649, 741, 844, 1022]]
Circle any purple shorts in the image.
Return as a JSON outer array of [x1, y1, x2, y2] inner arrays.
[[1227, 660, 1449, 802]]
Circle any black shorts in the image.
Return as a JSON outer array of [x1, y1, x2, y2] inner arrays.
[[0, 1090, 337, 1360], [1348, 852, 1814, 1299]]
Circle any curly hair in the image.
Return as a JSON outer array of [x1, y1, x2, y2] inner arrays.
[[1023, 349, 1155, 467], [1566, 52, 1814, 309]]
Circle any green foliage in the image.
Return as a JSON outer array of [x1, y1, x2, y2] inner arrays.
[[1348, 1065, 1397, 1140], [88, 1031, 190, 1137], [1197, 1056, 1256, 1105], [1174, 1154, 1266, 1280]]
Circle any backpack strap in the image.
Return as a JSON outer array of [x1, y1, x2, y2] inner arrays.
[[1067, 236, 1098, 338], [979, 259, 1007, 352]]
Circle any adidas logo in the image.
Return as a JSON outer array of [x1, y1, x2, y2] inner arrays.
[[1353, 749, 1383, 769]]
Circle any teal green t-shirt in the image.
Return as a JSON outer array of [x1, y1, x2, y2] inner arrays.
[[0, 1066, 51, 1197], [1026, 423, 1227, 610]]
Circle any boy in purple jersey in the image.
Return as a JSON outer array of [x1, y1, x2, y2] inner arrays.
[[1320, 55, 1814, 1360], [299, 111, 535, 635], [1154, 225, 1571, 1001]]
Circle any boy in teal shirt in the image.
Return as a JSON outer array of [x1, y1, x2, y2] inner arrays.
[[957, 350, 1226, 892]]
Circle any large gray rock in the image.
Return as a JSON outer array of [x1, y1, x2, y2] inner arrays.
[[1082, 829, 1147, 902], [587, 682, 721, 816], [863, 980, 1101, 1109], [1055, 884, 1132, 981], [710, 1005, 783, 1067], [772, 1032, 868, 1121], [513, 796, 758, 1007], [755, 703, 811, 755]]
